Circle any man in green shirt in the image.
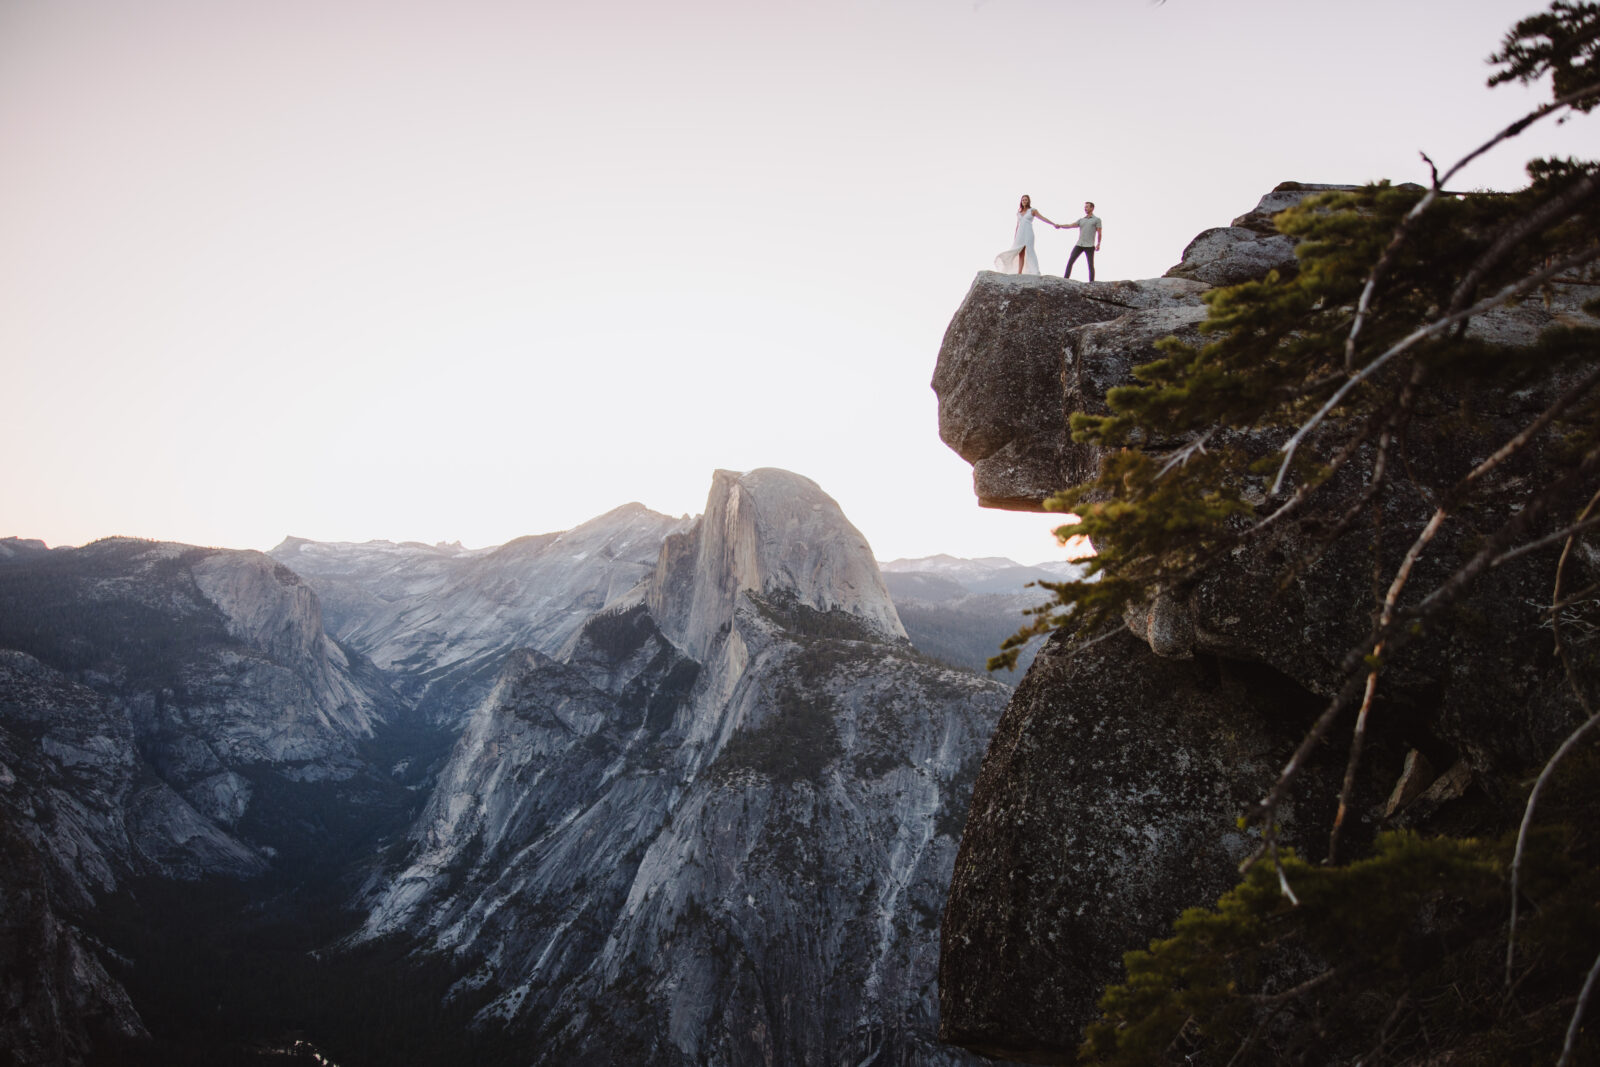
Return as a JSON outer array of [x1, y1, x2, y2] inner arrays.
[[1061, 202, 1103, 282]]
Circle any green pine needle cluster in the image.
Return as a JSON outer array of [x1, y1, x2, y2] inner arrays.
[[981, 4, 1600, 1061], [1082, 745, 1600, 1066], [993, 10, 1600, 670]]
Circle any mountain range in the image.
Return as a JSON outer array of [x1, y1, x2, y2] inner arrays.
[[0, 468, 1053, 1064]]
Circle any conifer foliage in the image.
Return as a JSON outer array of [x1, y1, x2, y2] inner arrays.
[[990, 2, 1600, 1062], [999, 5, 1600, 673]]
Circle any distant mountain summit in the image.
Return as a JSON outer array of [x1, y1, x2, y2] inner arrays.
[[0, 470, 1023, 1064], [272, 502, 692, 723], [648, 467, 906, 661], [879, 554, 1085, 678], [355, 468, 1003, 1064]]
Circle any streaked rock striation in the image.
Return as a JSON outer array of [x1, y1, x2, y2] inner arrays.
[[359, 468, 1008, 1065]]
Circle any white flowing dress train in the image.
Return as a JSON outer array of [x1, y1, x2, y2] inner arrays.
[[994, 209, 1040, 274]]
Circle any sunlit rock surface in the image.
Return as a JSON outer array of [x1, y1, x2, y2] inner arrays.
[[359, 469, 1008, 1065], [648, 468, 906, 660]]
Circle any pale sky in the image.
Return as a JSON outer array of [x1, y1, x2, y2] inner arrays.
[[2, 0, 1590, 564]]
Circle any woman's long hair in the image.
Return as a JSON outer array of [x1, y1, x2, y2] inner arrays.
[[1018, 194, 1031, 213]]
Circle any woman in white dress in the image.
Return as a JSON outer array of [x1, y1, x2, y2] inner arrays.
[[994, 194, 1060, 275]]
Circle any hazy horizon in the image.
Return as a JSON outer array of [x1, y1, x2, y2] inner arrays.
[[4, 0, 1589, 565]]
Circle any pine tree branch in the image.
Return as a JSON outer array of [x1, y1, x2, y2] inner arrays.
[[1274, 241, 1600, 496]]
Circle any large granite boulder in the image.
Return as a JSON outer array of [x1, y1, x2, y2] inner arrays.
[[1163, 182, 1367, 287], [933, 183, 1357, 512], [939, 632, 1375, 1062], [934, 183, 1600, 1059], [933, 275, 1208, 510]]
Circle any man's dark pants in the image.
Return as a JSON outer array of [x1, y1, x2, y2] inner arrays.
[[1065, 245, 1095, 282]]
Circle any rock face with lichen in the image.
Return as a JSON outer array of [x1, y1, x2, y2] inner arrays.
[[933, 183, 1600, 1061]]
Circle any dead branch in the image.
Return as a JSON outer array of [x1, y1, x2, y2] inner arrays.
[[1273, 241, 1600, 496], [1323, 359, 1600, 861], [1558, 946, 1600, 1067], [1329, 505, 1448, 863], [1551, 580, 1600, 613], [1252, 444, 1600, 853], [1403, 442, 1600, 625], [1247, 406, 1387, 540], [1506, 710, 1600, 988], [1225, 967, 1350, 1067], [1552, 487, 1600, 719], [1156, 428, 1215, 478], [1342, 83, 1600, 374], [1485, 513, 1600, 571]]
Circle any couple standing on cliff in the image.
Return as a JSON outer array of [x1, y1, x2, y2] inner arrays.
[[995, 195, 1103, 281]]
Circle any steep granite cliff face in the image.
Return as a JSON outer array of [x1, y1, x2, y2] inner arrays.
[[0, 649, 264, 1064], [932, 185, 1600, 1060], [647, 468, 906, 661], [0, 539, 406, 1062], [359, 468, 1006, 1065], [0, 539, 395, 830]]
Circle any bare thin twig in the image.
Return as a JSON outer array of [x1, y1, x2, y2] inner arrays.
[[1552, 487, 1600, 720], [1552, 580, 1600, 613], [1343, 82, 1600, 371], [1447, 170, 1600, 316], [1271, 832, 1300, 906], [1557, 946, 1600, 1067], [1156, 429, 1216, 478], [1247, 410, 1385, 539], [1273, 242, 1600, 495], [1485, 513, 1600, 571], [1506, 711, 1600, 987]]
